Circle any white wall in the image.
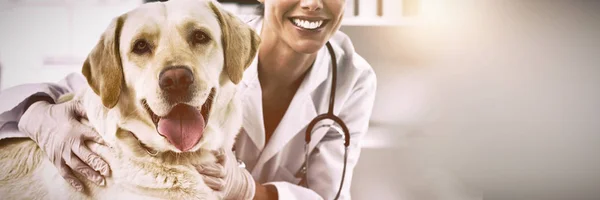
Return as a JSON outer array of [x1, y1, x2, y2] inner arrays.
[[0, 0, 142, 89], [343, 0, 600, 199]]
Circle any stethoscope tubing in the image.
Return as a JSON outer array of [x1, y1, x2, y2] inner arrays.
[[303, 42, 350, 200]]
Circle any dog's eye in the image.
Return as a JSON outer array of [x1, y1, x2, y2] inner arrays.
[[191, 30, 210, 45], [133, 40, 151, 54]]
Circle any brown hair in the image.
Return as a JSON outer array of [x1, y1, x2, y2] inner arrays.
[[256, 3, 264, 15]]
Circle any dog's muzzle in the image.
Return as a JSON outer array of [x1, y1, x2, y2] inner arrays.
[[141, 88, 216, 154]]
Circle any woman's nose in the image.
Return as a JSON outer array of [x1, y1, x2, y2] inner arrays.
[[300, 0, 323, 12]]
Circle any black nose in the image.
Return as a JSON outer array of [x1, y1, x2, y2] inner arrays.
[[159, 67, 194, 93]]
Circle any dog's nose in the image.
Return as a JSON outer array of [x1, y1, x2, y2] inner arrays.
[[159, 67, 194, 92]]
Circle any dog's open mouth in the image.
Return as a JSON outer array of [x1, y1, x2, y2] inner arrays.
[[141, 88, 216, 152]]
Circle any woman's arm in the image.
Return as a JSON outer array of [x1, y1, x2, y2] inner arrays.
[[253, 181, 279, 200], [0, 73, 86, 139], [0, 73, 110, 191]]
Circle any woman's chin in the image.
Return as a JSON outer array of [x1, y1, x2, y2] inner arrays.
[[291, 40, 327, 54]]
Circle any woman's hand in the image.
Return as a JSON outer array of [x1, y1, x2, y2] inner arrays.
[[18, 99, 110, 192], [196, 149, 256, 200]]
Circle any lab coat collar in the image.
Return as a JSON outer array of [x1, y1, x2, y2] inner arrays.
[[239, 55, 264, 150], [238, 16, 264, 149]]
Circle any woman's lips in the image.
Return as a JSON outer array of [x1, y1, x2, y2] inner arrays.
[[288, 17, 329, 31]]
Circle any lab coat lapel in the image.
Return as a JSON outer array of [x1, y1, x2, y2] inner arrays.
[[239, 56, 265, 151], [252, 95, 316, 174], [253, 47, 331, 170]]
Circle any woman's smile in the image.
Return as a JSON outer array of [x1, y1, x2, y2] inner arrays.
[[288, 17, 329, 30], [260, 0, 345, 54]]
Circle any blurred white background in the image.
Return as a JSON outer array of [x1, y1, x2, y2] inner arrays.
[[1, 0, 600, 200]]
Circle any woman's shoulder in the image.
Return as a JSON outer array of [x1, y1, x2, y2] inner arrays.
[[329, 31, 376, 82], [235, 14, 263, 30]]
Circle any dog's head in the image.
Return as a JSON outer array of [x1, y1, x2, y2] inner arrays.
[[82, 0, 259, 157]]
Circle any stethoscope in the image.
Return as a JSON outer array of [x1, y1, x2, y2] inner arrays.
[[300, 41, 350, 200]]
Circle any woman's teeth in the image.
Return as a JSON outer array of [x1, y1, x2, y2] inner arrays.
[[292, 18, 324, 30]]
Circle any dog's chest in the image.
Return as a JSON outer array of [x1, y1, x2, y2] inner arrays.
[[91, 185, 216, 200], [87, 157, 212, 199]]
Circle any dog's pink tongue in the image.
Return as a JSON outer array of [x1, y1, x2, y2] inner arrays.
[[157, 104, 205, 152]]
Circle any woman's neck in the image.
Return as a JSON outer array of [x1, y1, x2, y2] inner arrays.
[[257, 29, 317, 90]]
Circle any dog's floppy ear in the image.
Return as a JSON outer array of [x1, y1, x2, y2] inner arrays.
[[209, 1, 260, 84], [82, 15, 125, 109]]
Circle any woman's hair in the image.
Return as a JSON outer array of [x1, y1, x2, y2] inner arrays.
[[256, 3, 265, 16], [145, 0, 264, 16]]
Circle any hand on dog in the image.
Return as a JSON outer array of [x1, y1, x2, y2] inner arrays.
[[18, 99, 110, 192], [196, 149, 255, 200]]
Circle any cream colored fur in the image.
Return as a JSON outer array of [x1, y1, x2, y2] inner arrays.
[[0, 0, 258, 199]]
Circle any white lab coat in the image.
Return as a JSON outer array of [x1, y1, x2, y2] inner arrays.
[[0, 15, 377, 200]]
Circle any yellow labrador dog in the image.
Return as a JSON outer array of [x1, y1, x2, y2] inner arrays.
[[0, 0, 259, 199]]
